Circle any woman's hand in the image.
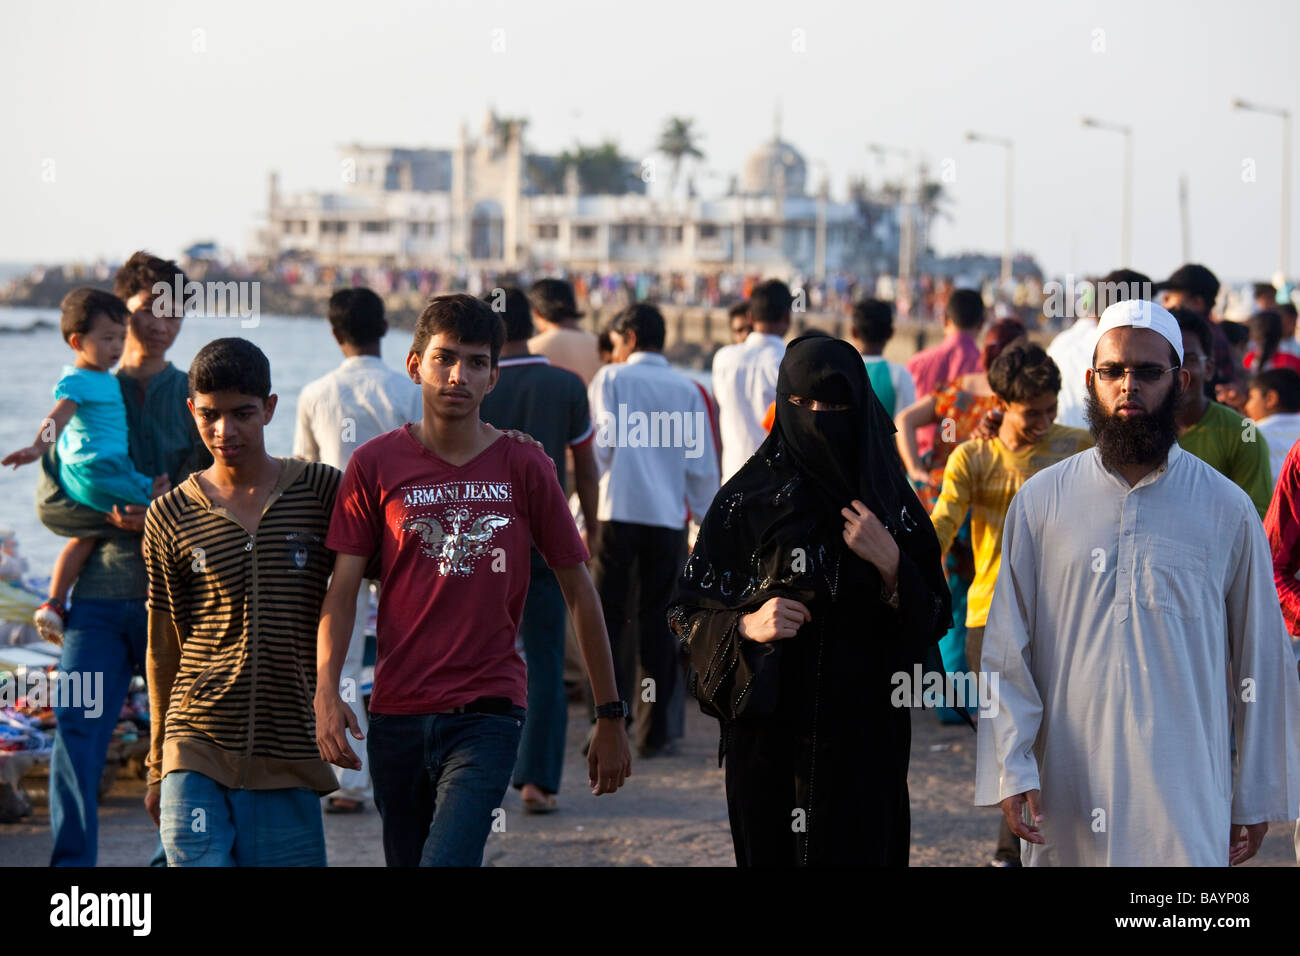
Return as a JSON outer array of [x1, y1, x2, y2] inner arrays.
[[739, 597, 811, 643], [842, 499, 900, 590]]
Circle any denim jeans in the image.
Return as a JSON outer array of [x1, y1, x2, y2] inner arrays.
[[367, 706, 525, 866], [159, 770, 327, 866], [49, 597, 165, 867], [512, 566, 567, 795]]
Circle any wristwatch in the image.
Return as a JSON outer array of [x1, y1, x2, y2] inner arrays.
[[880, 581, 900, 609], [595, 700, 630, 719]]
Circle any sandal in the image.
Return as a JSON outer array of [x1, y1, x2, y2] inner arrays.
[[34, 601, 67, 645], [521, 790, 558, 814]]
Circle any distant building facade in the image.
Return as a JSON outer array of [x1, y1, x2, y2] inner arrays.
[[257, 110, 902, 281]]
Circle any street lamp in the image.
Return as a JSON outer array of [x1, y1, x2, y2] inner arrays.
[[965, 132, 1015, 287], [1233, 97, 1292, 286], [1081, 116, 1134, 268]]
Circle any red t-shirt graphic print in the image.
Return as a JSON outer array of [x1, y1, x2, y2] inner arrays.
[[326, 425, 589, 714]]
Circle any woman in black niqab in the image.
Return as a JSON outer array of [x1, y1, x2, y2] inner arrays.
[[668, 333, 951, 867]]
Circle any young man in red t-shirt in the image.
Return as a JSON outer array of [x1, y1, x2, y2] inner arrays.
[[315, 293, 631, 867]]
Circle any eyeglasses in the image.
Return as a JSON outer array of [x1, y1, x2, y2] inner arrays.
[[1090, 365, 1180, 383]]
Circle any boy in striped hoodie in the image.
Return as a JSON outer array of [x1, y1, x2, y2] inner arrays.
[[143, 338, 340, 866]]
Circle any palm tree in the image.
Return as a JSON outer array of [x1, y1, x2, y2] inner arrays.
[[559, 141, 634, 195], [656, 117, 704, 194], [526, 156, 565, 194], [916, 174, 952, 254]]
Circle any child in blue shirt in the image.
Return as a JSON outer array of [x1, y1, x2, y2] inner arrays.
[[3, 288, 169, 641]]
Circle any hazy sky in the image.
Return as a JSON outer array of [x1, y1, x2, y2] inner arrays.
[[2, 0, 1297, 281]]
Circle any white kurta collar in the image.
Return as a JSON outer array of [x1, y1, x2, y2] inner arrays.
[[1091, 443, 1183, 491]]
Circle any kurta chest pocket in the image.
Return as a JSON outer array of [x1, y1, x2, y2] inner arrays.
[[1137, 536, 1209, 619]]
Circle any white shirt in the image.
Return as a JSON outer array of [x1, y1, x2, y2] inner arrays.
[[711, 331, 786, 482], [293, 355, 422, 470], [974, 444, 1300, 865], [1256, 412, 1300, 490], [588, 351, 719, 529], [1046, 317, 1098, 429]]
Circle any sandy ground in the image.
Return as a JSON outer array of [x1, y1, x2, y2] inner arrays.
[[1, 701, 1295, 867]]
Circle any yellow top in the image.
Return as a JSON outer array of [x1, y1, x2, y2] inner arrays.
[[931, 424, 1094, 627]]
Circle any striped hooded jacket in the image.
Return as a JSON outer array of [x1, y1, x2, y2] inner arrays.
[[142, 458, 341, 793]]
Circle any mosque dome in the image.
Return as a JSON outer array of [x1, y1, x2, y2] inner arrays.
[[741, 138, 807, 197]]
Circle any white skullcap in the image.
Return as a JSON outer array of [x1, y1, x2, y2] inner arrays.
[[1094, 299, 1184, 365]]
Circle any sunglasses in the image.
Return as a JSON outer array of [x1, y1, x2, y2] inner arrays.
[[1090, 364, 1180, 383]]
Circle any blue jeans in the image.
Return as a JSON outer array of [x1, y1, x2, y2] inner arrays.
[[367, 706, 525, 867], [49, 597, 165, 867], [512, 567, 568, 795], [159, 770, 326, 866]]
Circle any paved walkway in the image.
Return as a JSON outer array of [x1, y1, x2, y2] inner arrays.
[[2, 702, 1295, 866]]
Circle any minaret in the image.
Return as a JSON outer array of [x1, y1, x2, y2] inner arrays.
[[503, 119, 522, 268]]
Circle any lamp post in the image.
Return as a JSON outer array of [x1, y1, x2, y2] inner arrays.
[[1233, 97, 1292, 286], [1179, 174, 1191, 262], [965, 131, 1015, 287], [1081, 116, 1134, 268]]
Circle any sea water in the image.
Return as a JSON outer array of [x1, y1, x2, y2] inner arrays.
[[0, 306, 711, 575], [0, 307, 416, 574]]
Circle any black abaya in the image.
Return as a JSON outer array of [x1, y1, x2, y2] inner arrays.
[[668, 334, 951, 867]]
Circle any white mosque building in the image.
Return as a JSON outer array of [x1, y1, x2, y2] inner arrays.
[[257, 110, 903, 280]]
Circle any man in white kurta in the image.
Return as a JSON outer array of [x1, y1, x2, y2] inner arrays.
[[975, 300, 1300, 866]]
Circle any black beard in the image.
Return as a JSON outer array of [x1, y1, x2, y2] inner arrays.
[[1084, 380, 1182, 473]]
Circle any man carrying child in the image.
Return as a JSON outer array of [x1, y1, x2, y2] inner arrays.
[[21, 252, 208, 866]]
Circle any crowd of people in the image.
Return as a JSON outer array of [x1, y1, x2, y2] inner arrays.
[[6, 257, 1058, 333], [7, 248, 1300, 867]]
